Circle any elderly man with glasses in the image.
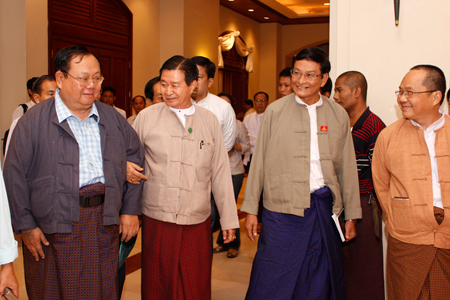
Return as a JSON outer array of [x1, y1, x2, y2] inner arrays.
[[373, 65, 450, 300], [4, 46, 144, 300], [241, 47, 361, 299]]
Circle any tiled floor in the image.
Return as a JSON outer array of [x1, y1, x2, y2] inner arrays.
[[11, 178, 258, 300]]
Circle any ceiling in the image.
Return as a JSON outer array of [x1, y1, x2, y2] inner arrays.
[[220, 0, 329, 25]]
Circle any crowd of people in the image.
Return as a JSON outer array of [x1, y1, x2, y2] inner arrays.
[[1, 45, 449, 300]]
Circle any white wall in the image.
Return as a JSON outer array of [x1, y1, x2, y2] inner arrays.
[[330, 0, 450, 126]]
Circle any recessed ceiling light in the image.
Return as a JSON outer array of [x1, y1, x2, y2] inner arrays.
[[324, 2, 330, 5], [264, 17, 269, 19], [248, 9, 254, 12], [228, 0, 234, 1]]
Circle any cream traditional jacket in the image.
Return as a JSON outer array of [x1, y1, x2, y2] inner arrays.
[[241, 94, 361, 220], [133, 103, 239, 230]]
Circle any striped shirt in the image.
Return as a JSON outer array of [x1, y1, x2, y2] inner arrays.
[[351, 107, 386, 193], [55, 90, 105, 187]]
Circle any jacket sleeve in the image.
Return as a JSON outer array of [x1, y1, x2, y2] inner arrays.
[[3, 113, 37, 234], [237, 121, 251, 155], [372, 129, 391, 216], [0, 165, 18, 265], [337, 111, 362, 220], [119, 117, 144, 216], [210, 116, 239, 230]]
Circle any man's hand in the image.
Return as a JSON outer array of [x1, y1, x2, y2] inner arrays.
[[0, 263, 19, 299], [345, 220, 357, 242], [22, 227, 49, 261], [126, 161, 147, 184], [222, 229, 237, 244], [119, 215, 140, 242], [244, 214, 258, 242]]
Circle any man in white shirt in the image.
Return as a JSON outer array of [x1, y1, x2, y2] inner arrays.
[[101, 86, 127, 118], [11, 77, 39, 121], [243, 91, 269, 167], [191, 56, 235, 152], [191, 56, 236, 232], [278, 68, 293, 98]]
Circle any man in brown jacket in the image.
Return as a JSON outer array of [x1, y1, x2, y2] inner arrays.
[[133, 55, 239, 300], [373, 65, 450, 299]]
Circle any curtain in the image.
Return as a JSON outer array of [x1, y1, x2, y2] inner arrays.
[[218, 31, 254, 73]]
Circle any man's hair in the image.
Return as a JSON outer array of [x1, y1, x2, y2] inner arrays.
[[279, 67, 292, 78], [292, 47, 331, 74], [320, 78, 333, 96], [32, 75, 56, 95], [254, 91, 269, 102], [27, 77, 39, 97], [410, 65, 446, 105], [132, 95, 145, 104], [337, 71, 368, 101], [160, 55, 198, 86], [218, 92, 235, 108], [191, 56, 216, 79], [244, 99, 254, 108], [54, 46, 100, 75], [447, 88, 450, 104], [101, 86, 116, 96], [144, 76, 160, 99]]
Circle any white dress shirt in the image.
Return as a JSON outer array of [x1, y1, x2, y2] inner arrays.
[[243, 112, 264, 165], [194, 92, 236, 151], [295, 95, 325, 193], [114, 105, 127, 119], [11, 99, 35, 122]]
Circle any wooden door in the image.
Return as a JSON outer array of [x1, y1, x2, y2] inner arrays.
[[48, 0, 132, 116]]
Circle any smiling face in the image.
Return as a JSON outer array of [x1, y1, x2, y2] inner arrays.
[[397, 69, 440, 128], [160, 69, 197, 109], [291, 59, 328, 105], [278, 76, 292, 97], [56, 54, 102, 114]]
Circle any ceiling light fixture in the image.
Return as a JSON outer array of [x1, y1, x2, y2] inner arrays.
[[324, 2, 330, 5], [248, 9, 254, 12], [264, 17, 269, 19]]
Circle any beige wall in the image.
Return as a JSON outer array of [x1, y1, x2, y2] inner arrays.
[[0, 0, 27, 153], [281, 23, 330, 67], [219, 6, 260, 100], [260, 23, 282, 102], [123, 0, 160, 99]]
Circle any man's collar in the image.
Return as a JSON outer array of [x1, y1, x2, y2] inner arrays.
[[295, 94, 323, 107], [410, 108, 445, 131], [55, 89, 99, 123]]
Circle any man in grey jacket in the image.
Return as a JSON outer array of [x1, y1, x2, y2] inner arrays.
[[241, 47, 361, 300], [4, 46, 144, 300]]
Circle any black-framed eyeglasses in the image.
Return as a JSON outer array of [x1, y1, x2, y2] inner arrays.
[[395, 90, 437, 98], [65, 72, 104, 87], [290, 69, 323, 80]]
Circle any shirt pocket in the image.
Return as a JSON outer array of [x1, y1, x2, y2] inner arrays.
[[390, 196, 418, 233], [30, 175, 55, 222], [196, 142, 214, 183]]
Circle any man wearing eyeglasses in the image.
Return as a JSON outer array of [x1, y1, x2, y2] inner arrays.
[[3, 46, 144, 300], [241, 47, 361, 299], [373, 65, 450, 300]]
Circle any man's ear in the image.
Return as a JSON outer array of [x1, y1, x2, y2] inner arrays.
[[207, 77, 214, 89], [55, 71, 64, 89], [32, 93, 40, 104], [433, 91, 443, 106], [354, 86, 362, 98], [320, 73, 329, 87]]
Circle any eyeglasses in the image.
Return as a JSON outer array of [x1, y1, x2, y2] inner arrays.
[[290, 69, 323, 80], [255, 99, 267, 102], [395, 90, 437, 98], [65, 72, 104, 87]]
